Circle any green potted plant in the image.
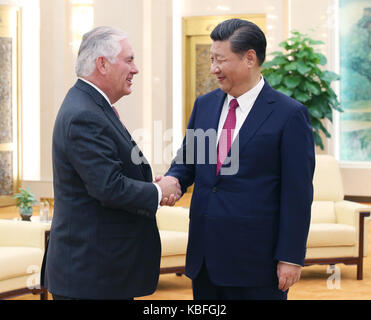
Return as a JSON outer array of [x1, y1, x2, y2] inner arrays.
[[14, 187, 37, 221], [262, 30, 342, 150]]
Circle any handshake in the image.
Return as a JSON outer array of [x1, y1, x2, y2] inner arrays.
[[154, 176, 182, 206]]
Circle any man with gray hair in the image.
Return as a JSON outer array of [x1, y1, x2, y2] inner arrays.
[[41, 26, 181, 300]]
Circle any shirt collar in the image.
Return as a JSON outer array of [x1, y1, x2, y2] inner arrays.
[[78, 77, 113, 107], [227, 75, 265, 112]]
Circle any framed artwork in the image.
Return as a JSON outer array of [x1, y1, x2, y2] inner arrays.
[[339, 0, 371, 162], [0, 5, 21, 206]]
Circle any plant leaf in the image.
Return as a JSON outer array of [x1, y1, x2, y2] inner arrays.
[[313, 130, 324, 150], [283, 76, 302, 89], [284, 62, 298, 71], [267, 73, 283, 87], [324, 106, 333, 122], [317, 53, 327, 66], [304, 81, 321, 95], [262, 60, 277, 69], [308, 39, 324, 45], [268, 51, 284, 56], [308, 105, 323, 118], [297, 50, 309, 59], [277, 86, 293, 97], [294, 89, 311, 103], [297, 61, 312, 75], [272, 56, 288, 65], [318, 121, 331, 138], [321, 70, 340, 83]]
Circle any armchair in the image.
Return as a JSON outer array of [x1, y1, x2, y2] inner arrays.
[[156, 206, 189, 275], [0, 219, 50, 299], [305, 155, 371, 279]]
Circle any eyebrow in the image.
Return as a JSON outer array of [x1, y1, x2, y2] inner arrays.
[[210, 53, 226, 59]]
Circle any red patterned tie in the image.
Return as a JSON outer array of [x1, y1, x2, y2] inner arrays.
[[112, 106, 126, 128], [217, 98, 239, 174], [112, 106, 120, 120]]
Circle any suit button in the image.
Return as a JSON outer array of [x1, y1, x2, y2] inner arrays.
[[212, 187, 217, 193], [137, 209, 147, 216]]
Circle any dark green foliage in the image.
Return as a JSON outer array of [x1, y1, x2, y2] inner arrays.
[[262, 31, 342, 150]]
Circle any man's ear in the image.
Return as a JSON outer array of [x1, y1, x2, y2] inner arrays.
[[95, 56, 109, 75], [244, 49, 258, 68]]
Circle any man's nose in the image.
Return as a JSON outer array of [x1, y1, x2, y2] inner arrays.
[[210, 63, 220, 74], [132, 63, 139, 74]]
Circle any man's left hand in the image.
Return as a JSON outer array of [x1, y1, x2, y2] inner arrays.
[[277, 262, 302, 292]]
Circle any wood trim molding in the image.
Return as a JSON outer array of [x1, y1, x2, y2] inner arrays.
[[160, 266, 185, 275], [0, 287, 48, 300], [344, 195, 371, 203]]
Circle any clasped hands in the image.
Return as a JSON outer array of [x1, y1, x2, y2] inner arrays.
[[155, 176, 182, 206]]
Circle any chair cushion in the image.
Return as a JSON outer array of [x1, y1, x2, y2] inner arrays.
[[0, 219, 49, 249], [156, 207, 189, 233], [313, 155, 344, 201], [160, 255, 186, 269], [307, 223, 356, 248], [160, 231, 188, 256], [0, 247, 43, 281], [311, 201, 336, 223]]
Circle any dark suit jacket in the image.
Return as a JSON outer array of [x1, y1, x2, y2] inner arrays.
[[41, 80, 161, 299], [166, 80, 315, 287]]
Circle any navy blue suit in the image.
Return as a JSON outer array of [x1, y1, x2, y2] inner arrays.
[[166, 80, 315, 291], [41, 80, 161, 299]]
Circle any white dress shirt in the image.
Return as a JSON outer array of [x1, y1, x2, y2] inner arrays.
[[79, 77, 112, 107], [78, 77, 163, 205], [216, 75, 265, 145]]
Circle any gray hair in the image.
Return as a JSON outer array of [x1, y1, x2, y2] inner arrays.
[[75, 26, 127, 77]]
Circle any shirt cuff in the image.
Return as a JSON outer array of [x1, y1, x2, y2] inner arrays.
[[153, 183, 162, 207], [280, 261, 301, 267]]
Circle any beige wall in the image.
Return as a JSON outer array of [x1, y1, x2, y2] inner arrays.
[[19, 0, 371, 199]]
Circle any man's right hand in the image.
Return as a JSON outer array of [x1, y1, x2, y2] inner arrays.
[[155, 176, 182, 206]]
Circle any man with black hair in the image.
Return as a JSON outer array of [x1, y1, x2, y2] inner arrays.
[[163, 19, 315, 300]]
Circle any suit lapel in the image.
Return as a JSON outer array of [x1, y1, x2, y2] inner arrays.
[[102, 107, 151, 180], [75, 80, 151, 180], [75, 80, 133, 145], [120, 126, 152, 181], [235, 81, 276, 152], [208, 89, 227, 133]]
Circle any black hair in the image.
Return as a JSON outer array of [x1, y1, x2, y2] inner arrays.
[[210, 19, 267, 66]]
